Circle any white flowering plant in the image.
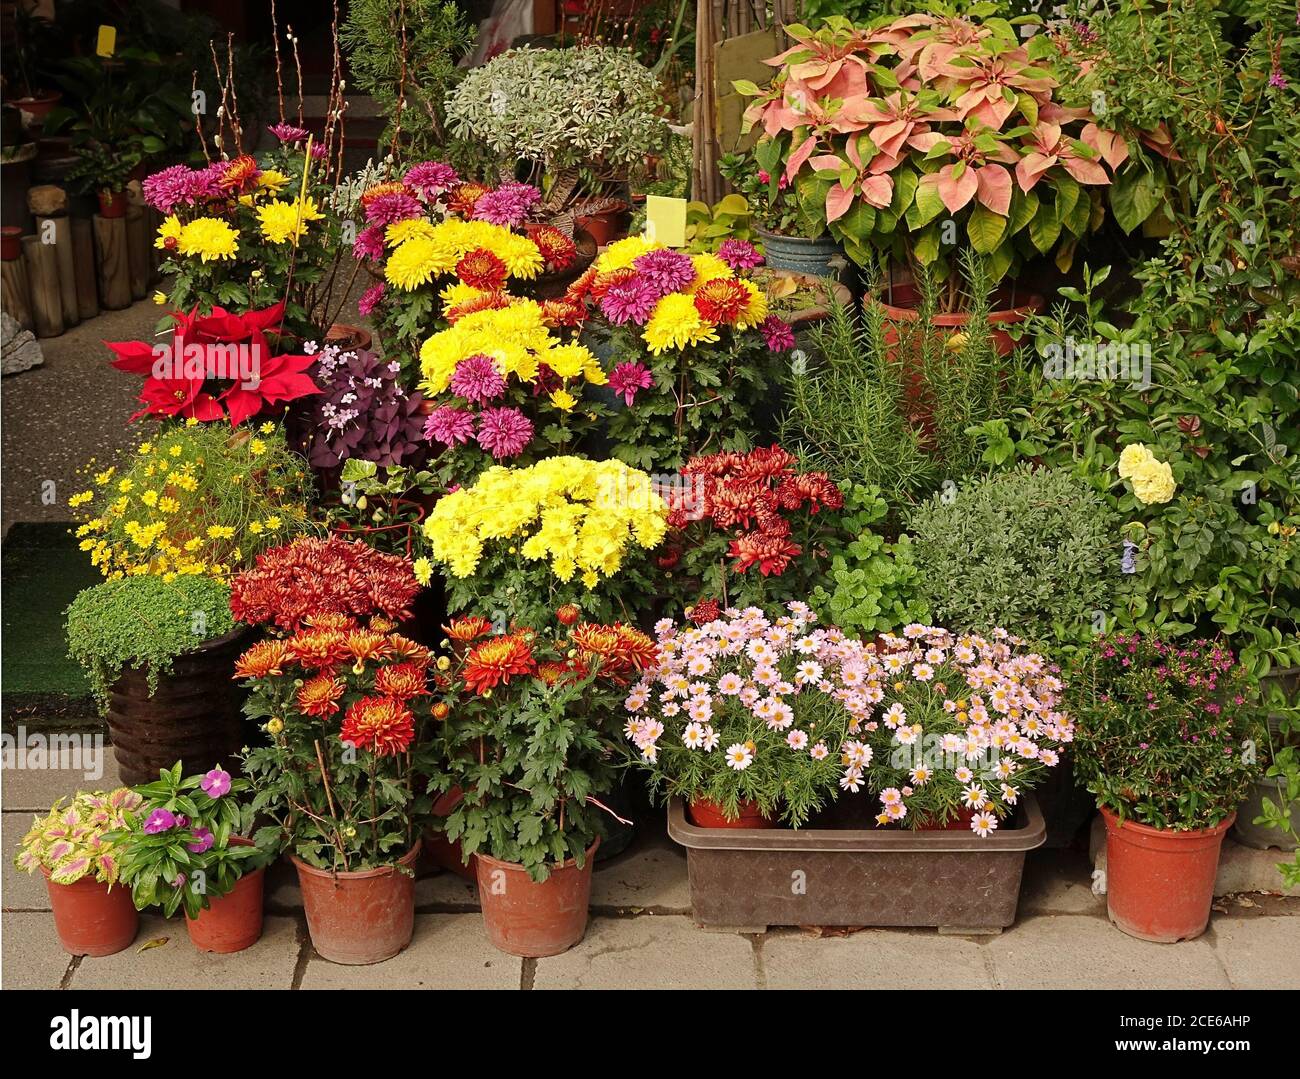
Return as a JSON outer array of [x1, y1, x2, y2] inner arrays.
[[860, 626, 1075, 836], [621, 602, 872, 826]]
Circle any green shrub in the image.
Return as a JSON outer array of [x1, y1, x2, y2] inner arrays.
[[907, 464, 1118, 646]]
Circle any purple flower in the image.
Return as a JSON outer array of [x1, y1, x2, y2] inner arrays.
[[716, 239, 764, 270], [186, 827, 215, 854], [353, 224, 387, 261], [202, 768, 232, 798], [600, 277, 660, 325], [310, 142, 328, 160], [404, 161, 460, 201], [424, 406, 476, 446], [476, 407, 534, 459], [357, 282, 386, 317], [760, 315, 795, 352], [269, 122, 310, 143], [449, 354, 507, 403], [1121, 539, 1138, 574], [143, 809, 177, 835], [142, 165, 200, 214], [472, 182, 541, 228], [1269, 68, 1288, 89], [632, 249, 696, 294], [608, 361, 654, 406], [190, 162, 228, 201], [363, 192, 422, 226]]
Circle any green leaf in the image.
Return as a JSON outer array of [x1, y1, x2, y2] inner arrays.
[[1028, 203, 1061, 253], [967, 205, 1007, 254], [1109, 167, 1161, 234]]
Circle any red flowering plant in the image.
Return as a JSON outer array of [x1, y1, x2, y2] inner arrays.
[[428, 613, 657, 881], [229, 536, 422, 632], [653, 444, 846, 614], [237, 616, 439, 871], [105, 302, 318, 426]]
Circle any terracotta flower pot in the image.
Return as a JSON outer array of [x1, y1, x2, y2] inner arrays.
[[185, 838, 266, 954], [325, 323, 372, 352], [14, 91, 61, 127], [687, 797, 776, 829], [97, 190, 128, 219], [874, 281, 1044, 358], [1, 226, 22, 261], [291, 841, 421, 965], [1100, 806, 1235, 943], [42, 870, 138, 957], [476, 839, 599, 957], [424, 787, 478, 881], [578, 205, 630, 247]]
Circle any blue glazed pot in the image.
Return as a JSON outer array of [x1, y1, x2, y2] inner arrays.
[[756, 227, 846, 279]]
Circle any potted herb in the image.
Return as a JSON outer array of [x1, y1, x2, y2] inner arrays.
[[238, 617, 437, 964], [110, 763, 270, 954], [1069, 634, 1263, 942], [433, 614, 658, 956], [65, 576, 247, 785], [14, 790, 144, 956], [8, 9, 63, 128]]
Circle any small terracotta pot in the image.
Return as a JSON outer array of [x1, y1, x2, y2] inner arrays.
[[1101, 806, 1234, 943], [578, 206, 630, 247], [42, 870, 138, 957], [476, 839, 599, 957], [14, 91, 61, 126], [1, 226, 23, 261], [185, 838, 265, 954], [325, 323, 372, 352], [291, 840, 421, 965], [424, 787, 478, 881], [97, 190, 128, 219], [687, 798, 776, 829]]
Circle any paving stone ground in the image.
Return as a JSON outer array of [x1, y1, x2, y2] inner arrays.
[[3, 752, 1297, 990]]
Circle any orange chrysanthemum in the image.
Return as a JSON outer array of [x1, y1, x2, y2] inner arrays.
[[374, 661, 431, 701], [564, 266, 599, 302], [445, 290, 512, 325], [536, 658, 589, 687], [692, 278, 750, 326], [571, 622, 658, 681], [297, 673, 345, 717], [360, 181, 412, 206], [289, 629, 350, 670], [444, 616, 493, 643], [369, 616, 397, 633], [456, 247, 508, 291], [347, 630, 393, 665], [588, 267, 636, 301], [234, 639, 293, 679], [387, 634, 433, 663], [446, 182, 490, 218], [220, 154, 260, 193], [462, 634, 536, 695], [306, 613, 358, 632], [340, 696, 415, 756], [526, 225, 577, 271], [539, 298, 586, 330]]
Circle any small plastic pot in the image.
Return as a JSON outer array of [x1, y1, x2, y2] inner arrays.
[[687, 798, 776, 829], [42, 870, 138, 957], [185, 838, 266, 954], [97, 190, 128, 219], [476, 839, 599, 958]]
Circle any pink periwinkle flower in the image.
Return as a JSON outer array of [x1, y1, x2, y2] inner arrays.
[[632, 249, 696, 294], [761, 315, 796, 353], [716, 239, 764, 270], [364, 191, 423, 225], [143, 809, 177, 834], [404, 161, 460, 200], [186, 827, 215, 854], [424, 406, 476, 446], [357, 282, 386, 317], [475, 407, 534, 459], [202, 768, 232, 798], [608, 361, 654, 406], [449, 354, 507, 404]]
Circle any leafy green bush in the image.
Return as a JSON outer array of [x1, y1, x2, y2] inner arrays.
[[66, 576, 235, 711], [907, 464, 1118, 646]]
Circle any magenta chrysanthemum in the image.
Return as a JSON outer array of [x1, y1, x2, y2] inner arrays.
[[760, 315, 795, 353], [353, 224, 387, 261], [269, 122, 310, 143], [364, 191, 423, 225], [599, 277, 660, 325], [309, 142, 328, 159], [357, 282, 386, 317], [632, 249, 696, 294], [190, 162, 228, 201], [472, 182, 542, 228], [716, 239, 764, 270], [449, 354, 508, 404], [475, 407, 534, 459], [142, 165, 200, 213], [404, 161, 460, 200], [424, 406, 476, 446], [608, 361, 655, 406]]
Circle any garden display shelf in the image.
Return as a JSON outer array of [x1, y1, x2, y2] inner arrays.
[[667, 794, 1045, 933]]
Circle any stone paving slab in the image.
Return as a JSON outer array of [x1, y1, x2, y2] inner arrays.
[[591, 835, 690, 913], [1019, 848, 1105, 916], [2, 817, 52, 911], [1209, 917, 1300, 989], [70, 915, 300, 990], [299, 914, 521, 989], [3, 912, 73, 989], [1, 752, 122, 812], [761, 926, 993, 989], [531, 915, 756, 989]]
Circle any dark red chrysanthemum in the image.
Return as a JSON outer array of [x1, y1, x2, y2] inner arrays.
[[462, 634, 536, 695], [456, 247, 508, 291], [692, 278, 750, 325], [340, 696, 415, 756]]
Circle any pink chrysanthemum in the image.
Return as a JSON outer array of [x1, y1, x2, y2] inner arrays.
[[309, 142, 328, 160], [404, 161, 460, 201], [424, 406, 476, 446], [142, 165, 201, 213], [353, 224, 387, 261], [599, 277, 661, 325], [760, 315, 795, 353], [449, 354, 507, 404], [357, 282, 386, 317], [190, 162, 228, 201], [364, 191, 423, 225], [608, 361, 654, 406], [269, 122, 311, 143], [475, 407, 534, 459], [632, 249, 696, 294], [472, 182, 542, 228], [716, 239, 764, 270]]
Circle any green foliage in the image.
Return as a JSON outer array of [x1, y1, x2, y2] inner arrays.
[[684, 194, 760, 254], [14, 789, 142, 886], [908, 464, 1118, 648], [65, 575, 235, 713], [809, 484, 931, 636]]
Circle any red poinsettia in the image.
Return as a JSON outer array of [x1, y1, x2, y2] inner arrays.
[[105, 302, 319, 425]]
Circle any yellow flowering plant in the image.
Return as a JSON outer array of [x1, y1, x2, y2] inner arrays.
[[1117, 443, 1177, 505], [565, 235, 793, 471], [421, 456, 669, 625], [69, 422, 314, 581]]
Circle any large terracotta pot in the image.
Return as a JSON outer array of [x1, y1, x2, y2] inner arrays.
[[291, 841, 421, 965], [42, 871, 138, 957], [185, 838, 266, 954], [106, 626, 251, 786], [1100, 806, 1234, 943], [687, 797, 776, 829], [874, 281, 1044, 358], [476, 839, 599, 957]]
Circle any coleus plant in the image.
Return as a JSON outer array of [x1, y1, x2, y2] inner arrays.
[[738, 13, 1140, 286], [14, 789, 144, 885]]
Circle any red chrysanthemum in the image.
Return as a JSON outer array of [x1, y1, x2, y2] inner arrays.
[[570, 623, 657, 682], [462, 634, 536, 695], [526, 224, 578, 271], [775, 471, 844, 514], [289, 629, 351, 671], [728, 532, 803, 576], [733, 444, 798, 484], [564, 266, 600, 302], [446, 182, 490, 218], [692, 277, 750, 325], [456, 247, 508, 291], [688, 598, 721, 625], [234, 639, 293, 680], [539, 298, 587, 330], [297, 673, 345, 717], [340, 696, 415, 756], [220, 154, 260, 194], [374, 661, 431, 701], [444, 616, 494, 643]]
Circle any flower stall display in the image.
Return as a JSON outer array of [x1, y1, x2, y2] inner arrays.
[[65, 575, 246, 784], [860, 626, 1075, 834], [567, 235, 794, 471], [14, 790, 144, 956], [109, 763, 269, 953], [69, 423, 312, 581], [432, 614, 658, 956], [1069, 634, 1262, 942], [420, 456, 669, 625], [623, 602, 870, 827]]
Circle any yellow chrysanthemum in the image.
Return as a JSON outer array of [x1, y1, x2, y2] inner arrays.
[[688, 252, 733, 290], [386, 219, 438, 247], [256, 169, 290, 193], [643, 292, 721, 354], [256, 197, 321, 245], [386, 234, 460, 290], [595, 234, 661, 273], [733, 278, 768, 329], [177, 218, 240, 262], [155, 214, 183, 250]]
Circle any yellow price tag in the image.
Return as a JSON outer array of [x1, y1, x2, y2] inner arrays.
[[645, 195, 688, 248], [96, 25, 117, 58]]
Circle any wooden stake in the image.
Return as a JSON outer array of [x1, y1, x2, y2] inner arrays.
[[22, 234, 64, 338], [93, 214, 132, 311], [1, 254, 34, 331], [37, 215, 80, 328], [126, 207, 149, 300], [70, 217, 99, 320]]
